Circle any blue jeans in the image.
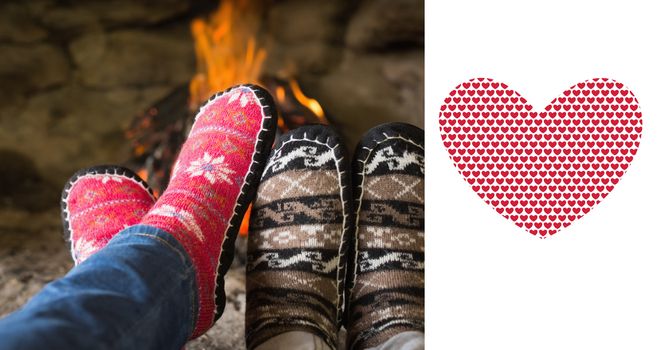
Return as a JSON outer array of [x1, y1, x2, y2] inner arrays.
[[0, 225, 197, 350]]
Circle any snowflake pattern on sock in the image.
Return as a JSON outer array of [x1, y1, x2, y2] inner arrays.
[[139, 84, 277, 339]]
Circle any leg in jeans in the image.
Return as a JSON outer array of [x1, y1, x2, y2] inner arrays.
[[0, 84, 278, 348], [0, 225, 196, 350]]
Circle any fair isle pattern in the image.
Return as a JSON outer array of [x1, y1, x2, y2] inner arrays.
[[61, 165, 155, 265], [139, 84, 277, 339], [363, 146, 424, 175], [147, 205, 205, 241], [246, 126, 353, 350], [347, 123, 425, 350], [186, 152, 236, 184]]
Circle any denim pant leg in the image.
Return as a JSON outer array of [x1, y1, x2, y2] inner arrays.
[[0, 225, 197, 350]]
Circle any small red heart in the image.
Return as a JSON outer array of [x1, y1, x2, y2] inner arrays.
[[439, 78, 642, 237]]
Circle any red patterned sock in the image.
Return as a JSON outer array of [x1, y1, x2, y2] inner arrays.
[[139, 84, 278, 338], [61, 166, 155, 265]]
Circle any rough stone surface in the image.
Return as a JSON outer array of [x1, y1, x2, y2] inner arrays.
[[263, 0, 351, 75], [267, 0, 350, 44], [73, 29, 194, 88], [265, 41, 345, 77], [346, 0, 424, 50], [40, 7, 102, 35], [0, 84, 173, 187], [0, 2, 48, 43], [307, 50, 424, 149], [0, 44, 70, 93], [0, 210, 72, 318], [81, 1, 191, 27], [0, 150, 58, 212], [69, 31, 107, 67]]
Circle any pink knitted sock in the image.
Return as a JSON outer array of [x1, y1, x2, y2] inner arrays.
[[61, 166, 155, 265], [139, 84, 278, 338]]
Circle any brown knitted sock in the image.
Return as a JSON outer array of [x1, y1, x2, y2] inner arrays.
[[246, 125, 354, 350], [346, 123, 425, 350]]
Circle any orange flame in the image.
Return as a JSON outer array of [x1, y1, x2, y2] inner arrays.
[[137, 168, 148, 183], [189, 0, 266, 108], [136, 168, 160, 198], [289, 80, 327, 124]]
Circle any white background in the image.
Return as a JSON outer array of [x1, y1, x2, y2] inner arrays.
[[426, 1, 657, 349]]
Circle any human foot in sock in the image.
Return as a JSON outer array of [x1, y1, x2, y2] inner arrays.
[[139, 84, 278, 338], [246, 125, 354, 350], [346, 123, 425, 350], [61, 165, 155, 265]]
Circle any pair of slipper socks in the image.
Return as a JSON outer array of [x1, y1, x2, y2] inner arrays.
[[63, 84, 277, 338], [246, 123, 424, 350], [61, 84, 424, 348]]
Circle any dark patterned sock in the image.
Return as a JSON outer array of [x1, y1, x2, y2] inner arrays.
[[246, 125, 353, 350], [346, 123, 425, 350]]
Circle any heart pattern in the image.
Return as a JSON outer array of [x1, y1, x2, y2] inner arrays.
[[439, 78, 642, 237]]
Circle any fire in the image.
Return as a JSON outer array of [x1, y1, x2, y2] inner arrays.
[[188, 0, 266, 108], [188, 0, 328, 125], [136, 168, 160, 198], [289, 80, 327, 124]]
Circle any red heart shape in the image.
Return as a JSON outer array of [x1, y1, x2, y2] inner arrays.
[[439, 78, 642, 237]]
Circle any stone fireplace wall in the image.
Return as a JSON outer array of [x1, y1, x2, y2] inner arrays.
[[0, 0, 422, 213]]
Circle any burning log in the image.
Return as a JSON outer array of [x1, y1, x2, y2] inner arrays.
[[126, 78, 332, 193], [265, 77, 329, 132], [125, 84, 191, 195]]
